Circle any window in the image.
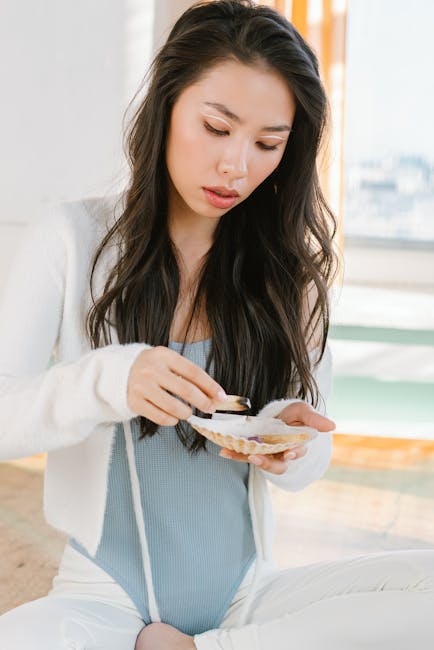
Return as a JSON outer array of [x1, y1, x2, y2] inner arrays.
[[343, 0, 434, 245]]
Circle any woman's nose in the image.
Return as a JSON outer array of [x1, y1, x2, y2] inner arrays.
[[217, 141, 248, 179]]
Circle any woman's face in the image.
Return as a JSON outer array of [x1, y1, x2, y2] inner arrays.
[[166, 59, 296, 222]]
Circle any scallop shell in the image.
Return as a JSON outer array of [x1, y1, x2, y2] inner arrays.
[[187, 413, 317, 455]]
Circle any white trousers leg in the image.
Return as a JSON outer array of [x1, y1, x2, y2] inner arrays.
[[194, 550, 434, 649], [0, 596, 144, 649]]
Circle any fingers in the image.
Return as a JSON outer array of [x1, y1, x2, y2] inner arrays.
[[219, 450, 251, 462], [142, 383, 193, 422], [281, 402, 335, 431], [139, 399, 180, 427], [247, 453, 289, 474], [162, 372, 217, 416], [128, 346, 226, 423], [283, 445, 307, 460], [165, 348, 225, 403], [304, 410, 335, 431], [219, 445, 307, 475]]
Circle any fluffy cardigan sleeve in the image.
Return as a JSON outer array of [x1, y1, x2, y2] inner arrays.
[[256, 343, 334, 491], [0, 209, 150, 461]]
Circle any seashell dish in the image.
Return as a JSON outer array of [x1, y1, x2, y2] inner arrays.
[[187, 413, 318, 455]]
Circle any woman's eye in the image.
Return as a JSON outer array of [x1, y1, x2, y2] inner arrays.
[[204, 122, 279, 151], [257, 142, 279, 152], [204, 122, 229, 136]]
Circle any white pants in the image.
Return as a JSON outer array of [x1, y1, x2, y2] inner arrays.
[[1, 545, 434, 649]]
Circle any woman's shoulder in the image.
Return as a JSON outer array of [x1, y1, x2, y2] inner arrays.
[[33, 192, 125, 256], [80, 192, 126, 233], [47, 192, 123, 238]]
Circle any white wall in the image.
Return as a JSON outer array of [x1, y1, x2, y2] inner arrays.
[[153, 0, 194, 50], [0, 0, 154, 291]]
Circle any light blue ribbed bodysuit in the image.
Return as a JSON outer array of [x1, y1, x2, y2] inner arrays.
[[70, 339, 256, 635]]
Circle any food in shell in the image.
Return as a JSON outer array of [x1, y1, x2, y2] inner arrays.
[[187, 413, 317, 455]]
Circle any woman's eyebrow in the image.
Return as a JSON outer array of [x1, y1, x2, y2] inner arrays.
[[203, 102, 291, 132]]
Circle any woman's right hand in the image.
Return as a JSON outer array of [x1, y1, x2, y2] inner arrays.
[[127, 345, 226, 426]]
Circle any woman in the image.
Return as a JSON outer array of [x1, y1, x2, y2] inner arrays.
[[0, 1, 433, 648]]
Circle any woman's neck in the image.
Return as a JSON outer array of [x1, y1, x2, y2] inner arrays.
[[167, 190, 216, 343], [169, 219, 213, 265]]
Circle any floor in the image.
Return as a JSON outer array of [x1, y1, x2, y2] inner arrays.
[[0, 456, 66, 613], [272, 435, 434, 568]]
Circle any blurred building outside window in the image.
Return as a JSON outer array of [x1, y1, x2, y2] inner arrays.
[[343, 0, 434, 247]]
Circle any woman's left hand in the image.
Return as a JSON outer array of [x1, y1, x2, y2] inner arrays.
[[218, 401, 335, 475]]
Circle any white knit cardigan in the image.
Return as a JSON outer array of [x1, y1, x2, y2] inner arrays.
[[0, 195, 333, 565]]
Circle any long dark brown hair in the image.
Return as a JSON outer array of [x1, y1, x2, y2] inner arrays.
[[86, 0, 338, 451]]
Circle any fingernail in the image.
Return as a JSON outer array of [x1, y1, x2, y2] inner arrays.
[[248, 455, 263, 466], [220, 450, 231, 458], [217, 389, 227, 400], [208, 406, 216, 413], [285, 451, 296, 459]]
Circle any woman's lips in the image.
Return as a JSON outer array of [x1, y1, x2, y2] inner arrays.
[[202, 188, 238, 209]]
